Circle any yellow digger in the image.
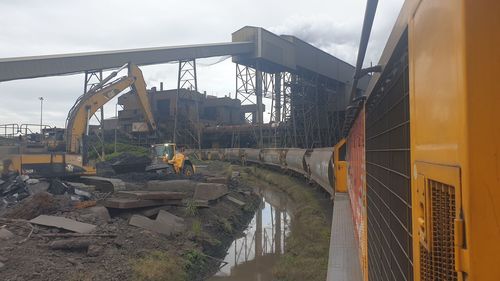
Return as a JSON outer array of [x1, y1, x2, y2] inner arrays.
[[2, 63, 158, 178], [146, 143, 195, 176]]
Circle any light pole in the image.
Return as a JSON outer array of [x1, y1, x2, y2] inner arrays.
[[115, 103, 118, 153], [39, 97, 44, 136]]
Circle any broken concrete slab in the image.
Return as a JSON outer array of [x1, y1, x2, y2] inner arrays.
[[0, 228, 14, 240], [48, 239, 91, 251], [116, 190, 187, 200], [101, 198, 182, 209], [79, 176, 125, 192], [226, 195, 245, 207], [138, 206, 171, 217], [205, 176, 229, 184], [157, 210, 184, 224], [193, 183, 228, 201], [27, 181, 50, 195], [87, 206, 111, 223], [129, 210, 185, 236], [30, 215, 96, 234], [146, 180, 197, 191], [193, 199, 210, 208]]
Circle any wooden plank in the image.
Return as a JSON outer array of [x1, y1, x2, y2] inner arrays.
[[101, 198, 181, 209], [30, 215, 96, 234], [116, 190, 186, 200]]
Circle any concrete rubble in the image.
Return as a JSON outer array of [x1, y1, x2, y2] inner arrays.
[[30, 215, 97, 234], [129, 210, 185, 235], [0, 160, 260, 280], [226, 195, 246, 207], [0, 228, 15, 240], [193, 183, 229, 201]]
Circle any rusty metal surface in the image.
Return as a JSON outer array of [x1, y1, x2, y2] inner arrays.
[[284, 149, 307, 176], [260, 148, 283, 167], [307, 148, 334, 195], [200, 150, 220, 161], [225, 148, 242, 162], [244, 149, 261, 164], [197, 148, 335, 199]]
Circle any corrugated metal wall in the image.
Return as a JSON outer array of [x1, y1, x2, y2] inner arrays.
[[347, 108, 368, 279], [365, 31, 412, 281]]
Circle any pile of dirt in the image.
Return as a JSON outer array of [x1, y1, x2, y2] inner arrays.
[[2, 192, 71, 220], [0, 174, 98, 216]]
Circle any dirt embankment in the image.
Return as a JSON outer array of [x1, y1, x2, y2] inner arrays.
[[0, 161, 260, 281]]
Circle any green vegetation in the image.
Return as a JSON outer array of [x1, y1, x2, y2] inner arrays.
[[184, 249, 209, 281], [191, 219, 202, 237], [242, 166, 331, 281], [217, 217, 233, 233], [184, 249, 207, 270], [184, 199, 198, 217], [132, 251, 186, 281], [88, 142, 149, 161]]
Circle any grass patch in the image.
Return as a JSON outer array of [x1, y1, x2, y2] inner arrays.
[[184, 248, 209, 280], [184, 249, 207, 270], [184, 199, 198, 217], [89, 142, 149, 161], [191, 219, 202, 237], [132, 251, 186, 281], [217, 217, 233, 233], [242, 166, 331, 281]]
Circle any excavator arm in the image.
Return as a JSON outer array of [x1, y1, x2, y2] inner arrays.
[[65, 63, 157, 155]]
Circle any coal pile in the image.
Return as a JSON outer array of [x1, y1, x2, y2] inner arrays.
[[109, 153, 151, 174], [0, 174, 30, 204]]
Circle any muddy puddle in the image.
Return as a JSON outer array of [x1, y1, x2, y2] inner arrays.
[[208, 185, 293, 281]]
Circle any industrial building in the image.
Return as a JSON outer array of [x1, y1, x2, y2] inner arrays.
[[116, 87, 246, 148]]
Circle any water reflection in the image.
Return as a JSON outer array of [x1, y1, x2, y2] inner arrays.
[[209, 186, 291, 281]]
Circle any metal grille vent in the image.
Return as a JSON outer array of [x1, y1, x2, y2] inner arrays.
[[366, 29, 412, 281], [420, 180, 458, 281]]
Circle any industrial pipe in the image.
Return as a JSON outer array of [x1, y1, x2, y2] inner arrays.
[[348, 0, 379, 102]]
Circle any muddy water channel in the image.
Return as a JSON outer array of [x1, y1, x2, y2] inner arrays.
[[209, 184, 294, 281]]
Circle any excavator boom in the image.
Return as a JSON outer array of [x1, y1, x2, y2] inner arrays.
[[65, 63, 157, 155]]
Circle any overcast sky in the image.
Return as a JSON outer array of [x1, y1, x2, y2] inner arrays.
[[0, 0, 404, 129]]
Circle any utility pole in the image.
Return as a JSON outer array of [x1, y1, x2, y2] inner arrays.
[[114, 103, 118, 154], [39, 97, 44, 136]]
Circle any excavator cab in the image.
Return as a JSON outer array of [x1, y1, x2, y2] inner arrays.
[[147, 143, 194, 176], [152, 143, 175, 161]]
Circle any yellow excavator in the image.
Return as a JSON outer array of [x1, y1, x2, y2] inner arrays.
[[146, 143, 195, 176], [2, 63, 194, 178]]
